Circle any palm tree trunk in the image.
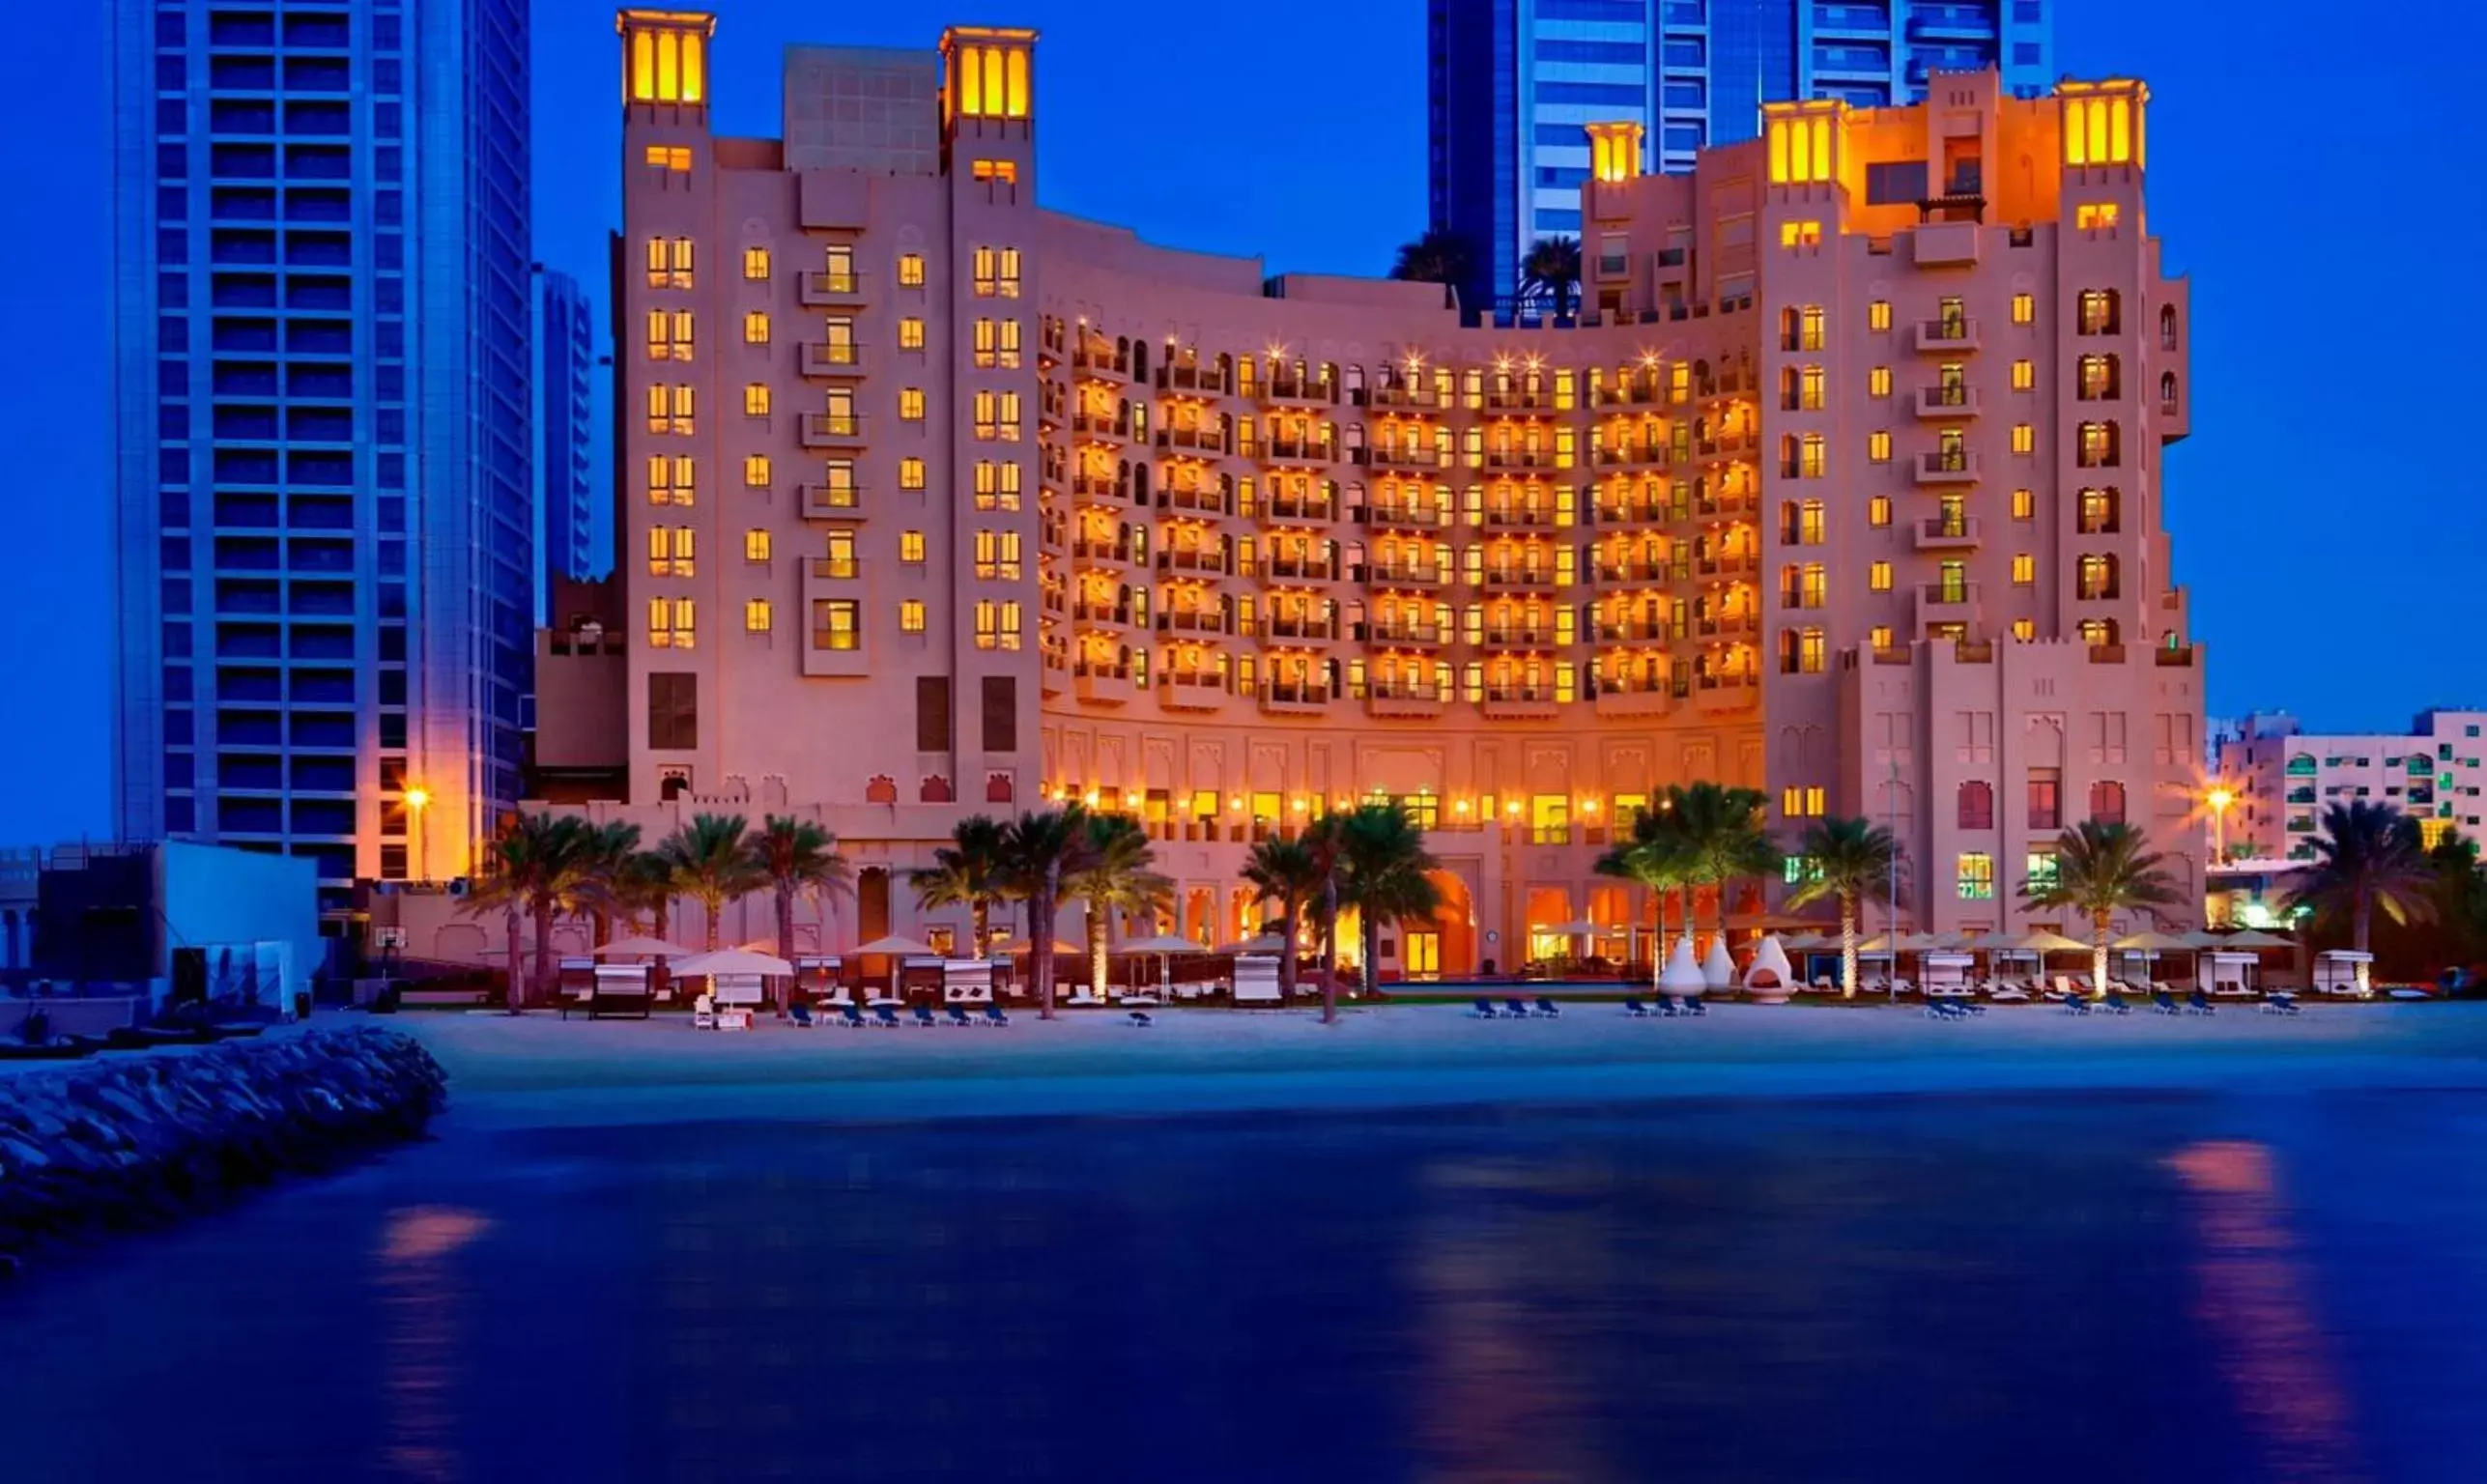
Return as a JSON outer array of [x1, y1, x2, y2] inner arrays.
[[1319, 880, 1339, 1024], [1276, 906, 1300, 999], [704, 899, 721, 951], [2093, 911, 2112, 998], [1677, 886, 1694, 960], [1089, 900, 1108, 1004], [652, 898, 670, 943], [1841, 899, 1858, 1000], [592, 908, 612, 949], [972, 899, 989, 958], [1360, 913, 1381, 1003], [776, 881, 796, 1015], [1649, 887, 1665, 986], [2353, 897, 2374, 993], [1035, 867, 1060, 1018], [503, 901, 524, 1013], [532, 899, 556, 1008]]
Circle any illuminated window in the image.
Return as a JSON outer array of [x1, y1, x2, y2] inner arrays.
[[1531, 793, 1571, 845], [2012, 618, 2036, 642], [2077, 554, 2117, 600], [745, 599, 772, 633], [815, 599, 859, 651], [1779, 625, 1826, 673], [642, 145, 692, 172], [2011, 293, 2035, 326], [972, 318, 1022, 368], [647, 454, 695, 506], [900, 387, 927, 421], [1869, 560, 1892, 591], [742, 311, 769, 345], [973, 529, 1023, 581], [899, 317, 926, 351], [745, 528, 771, 562], [1869, 624, 1894, 651], [2078, 289, 2120, 335], [1867, 431, 1891, 464], [1957, 852, 1994, 900], [1867, 496, 1891, 528], [1868, 300, 1891, 332], [1799, 364, 1825, 410], [1779, 219, 1822, 248], [2076, 202, 2120, 231], [972, 158, 1019, 185], [2012, 488, 2035, 521], [900, 599, 927, 633], [973, 460, 1021, 509], [1766, 112, 1834, 184], [973, 601, 996, 649], [743, 383, 770, 416], [648, 596, 697, 648], [646, 525, 697, 577], [2078, 421, 2118, 467], [1799, 305, 1825, 350], [897, 252, 925, 288], [645, 237, 695, 288], [896, 530, 927, 565], [645, 384, 695, 434], [2078, 487, 2118, 533], [2012, 424, 2035, 455], [819, 531, 858, 579], [900, 457, 927, 491], [2012, 358, 2035, 391], [1869, 366, 1892, 398], [744, 455, 771, 488], [2012, 554, 2036, 585], [645, 309, 693, 361], [742, 246, 770, 280], [1780, 785, 1826, 818], [1801, 564, 1827, 608], [2064, 94, 2136, 166], [1799, 433, 1826, 477]]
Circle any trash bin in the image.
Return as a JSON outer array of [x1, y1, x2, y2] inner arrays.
[[292, 990, 312, 1022]]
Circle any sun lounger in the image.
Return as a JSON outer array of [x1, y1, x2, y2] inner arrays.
[[872, 1004, 902, 1028], [1925, 998, 1969, 1020], [788, 1002, 816, 1028], [1621, 998, 1653, 1016], [1533, 997, 1563, 1018], [2100, 992, 2135, 1015], [2059, 993, 2090, 1014], [2187, 991, 2216, 1016], [1128, 1011, 1154, 1027], [838, 1003, 869, 1028], [1470, 998, 1501, 1019], [2151, 991, 2183, 1015], [1503, 997, 1534, 1019], [945, 1004, 975, 1027], [1987, 981, 2032, 1003], [2259, 993, 2301, 1016], [910, 1004, 939, 1028], [982, 1003, 1012, 1026], [1661, 995, 1706, 1017]]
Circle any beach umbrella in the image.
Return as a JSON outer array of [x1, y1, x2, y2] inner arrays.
[[855, 934, 941, 957], [1217, 932, 1288, 956], [592, 934, 695, 958], [673, 948, 794, 978], [1700, 934, 1735, 990], [1657, 935, 1706, 995], [1778, 931, 1828, 953], [1117, 933, 1201, 996], [2113, 929, 2195, 956], [2217, 928, 2294, 949], [2003, 929, 2088, 955]]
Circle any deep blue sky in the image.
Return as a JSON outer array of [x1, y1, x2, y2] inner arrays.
[[9, 1, 2482, 844]]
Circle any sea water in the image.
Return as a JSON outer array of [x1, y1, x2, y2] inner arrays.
[[5, 1089, 2484, 1482]]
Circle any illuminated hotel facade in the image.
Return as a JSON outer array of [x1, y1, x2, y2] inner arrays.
[[518, 12, 2204, 972]]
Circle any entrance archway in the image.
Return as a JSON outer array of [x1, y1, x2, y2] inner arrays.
[[1406, 869, 1475, 979]]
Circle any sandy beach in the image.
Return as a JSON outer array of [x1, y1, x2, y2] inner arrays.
[[394, 1001, 2487, 1130]]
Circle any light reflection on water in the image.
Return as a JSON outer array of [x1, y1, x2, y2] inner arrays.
[[5, 1094, 2486, 1482]]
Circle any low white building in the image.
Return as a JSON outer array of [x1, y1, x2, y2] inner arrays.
[[2216, 709, 2487, 862]]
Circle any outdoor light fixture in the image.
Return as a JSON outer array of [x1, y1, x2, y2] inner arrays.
[[404, 786, 430, 810]]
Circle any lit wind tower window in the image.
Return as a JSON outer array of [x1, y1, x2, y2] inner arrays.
[[619, 10, 715, 106], [943, 28, 1035, 122]]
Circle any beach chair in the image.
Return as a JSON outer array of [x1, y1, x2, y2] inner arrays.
[[1503, 997, 1534, 1019], [788, 1002, 816, 1028], [945, 1004, 975, 1027], [2100, 991, 2135, 1015], [2051, 975, 2082, 1003], [1988, 981, 2032, 1003], [2187, 990, 2217, 1016], [2059, 992, 2091, 1014], [693, 993, 717, 1031], [1621, 998, 1652, 1017], [872, 1004, 902, 1028], [2259, 992, 2301, 1016], [1533, 996, 1563, 1018], [1127, 1010, 1154, 1026], [982, 1003, 1012, 1027], [1924, 998, 1965, 1020], [1664, 995, 1706, 1017], [910, 1004, 939, 1028], [1470, 998, 1501, 1019], [2150, 991, 2183, 1015], [836, 1003, 868, 1028]]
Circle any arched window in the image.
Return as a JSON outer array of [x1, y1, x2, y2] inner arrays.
[[2077, 554, 2119, 601], [2158, 372, 2177, 413], [1958, 781, 1995, 831], [2158, 304, 2178, 350], [2088, 780, 2127, 826]]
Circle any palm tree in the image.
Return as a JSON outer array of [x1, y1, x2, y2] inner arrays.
[[2020, 820, 2186, 994], [1594, 806, 1696, 985], [657, 813, 765, 950], [1334, 803, 1444, 1022], [573, 819, 643, 948], [1002, 805, 1093, 1018], [909, 814, 1011, 957], [1389, 227, 1472, 290], [1783, 816, 1899, 999], [1066, 813, 1172, 1001], [1241, 836, 1326, 1002], [1302, 813, 1348, 1007], [1521, 234, 1584, 320], [748, 814, 851, 1009], [617, 850, 677, 941], [2286, 801, 2437, 969], [463, 811, 595, 1011], [1669, 782, 1780, 951]]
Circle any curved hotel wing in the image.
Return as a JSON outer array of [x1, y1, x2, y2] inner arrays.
[[541, 12, 2202, 969]]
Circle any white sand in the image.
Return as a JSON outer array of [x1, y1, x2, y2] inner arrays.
[[392, 1002, 2487, 1130]]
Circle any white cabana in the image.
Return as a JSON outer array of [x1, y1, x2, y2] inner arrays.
[[2197, 950, 2261, 997], [1743, 935, 1796, 1003], [2314, 949, 2374, 997], [1117, 933, 1204, 998], [1920, 951, 1976, 997]]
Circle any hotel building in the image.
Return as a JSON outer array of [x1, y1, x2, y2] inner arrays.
[[111, 0, 536, 907], [512, 13, 2202, 973], [1429, 0, 2053, 315], [2217, 711, 2487, 863]]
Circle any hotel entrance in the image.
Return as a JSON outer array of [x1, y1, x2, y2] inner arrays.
[[1402, 930, 1441, 980]]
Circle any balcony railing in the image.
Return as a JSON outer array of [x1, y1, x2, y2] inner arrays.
[[1591, 442, 1669, 469], [1261, 556, 1336, 581], [1914, 515, 1982, 549], [1071, 410, 1130, 441], [1361, 382, 1442, 410], [1593, 559, 1669, 583], [1481, 503, 1563, 528], [1158, 607, 1229, 634], [1072, 344, 1131, 380], [1261, 374, 1338, 405], [1158, 547, 1228, 574], [1912, 317, 1981, 353], [1915, 450, 1981, 483], [798, 270, 866, 306], [1159, 482, 1227, 515], [1914, 384, 1982, 418], [1266, 614, 1337, 642], [1479, 566, 1559, 587], [1157, 423, 1228, 453], [1481, 446, 1561, 471], [1264, 496, 1336, 523], [1590, 381, 1666, 408], [1360, 499, 1450, 528], [1364, 442, 1448, 471], [1482, 385, 1559, 413], [799, 342, 867, 378], [798, 413, 866, 447], [1593, 619, 1677, 642], [1479, 624, 1563, 647], [1364, 561, 1447, 586], [1257, 434, 1335, 463], [1157, 360, 1227, 393], [1360, 620, 1445, 645]]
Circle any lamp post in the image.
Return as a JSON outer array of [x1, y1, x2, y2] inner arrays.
[[406, 786, 431, 884], [2204, 785, 2235, 863]]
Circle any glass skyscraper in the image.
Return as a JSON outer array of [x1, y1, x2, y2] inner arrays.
[[536, 267, 600, 614], [1429, 0, 2053, 311], [110, 0, 533, 906]]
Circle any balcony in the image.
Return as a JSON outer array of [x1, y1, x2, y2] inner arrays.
[[1914, 385, 1982, 419], [799, 342, 867, 378], [1265, 614, 1338, 643], [1157, 360, 1227, 394], [1482, 446, 1562, 472], [1914, 450, 1981, 484], [1480, 686, 1562, 720], [1072, 409, 1130, 443], [1479, 623, 1563, 649], [1912, 317, 1981, 354], [1590, 380, 1666, 408], [1693, 551, 1759, 579], [1481, 502, 1563, 529], [1360, 619, 1445, 647], [1691, 430, 1755, 463], [1365, 683, 1447, 719], [1592, 499, 1668, 527], [1478, 565, 1560, 588], [1157, 422, 1228, 454], [1069, 538, 1131, 564], [1364, 441, 1447, 472], [1072, 344, 1131, 382], [1913, 515, 1983, 550], [1360, 499, 1450, 529], [1073, 665, 1140, 704], [1257, 433, 1335, 466], [1364, 560, 1447, 587], [1158, 547, 1229, 575], [1070, 600, 1137, 628], [1593, 618, 1675, 643], [1362, 382, 1443, 411], [1263, 495, 1336, 525], [1158, 671, 1229, 710], [798, 413, 866, 448], [1593, 686, 1671, 719], [1691, 612, 1759, 640], [1260, 373, 1338, 406], [1916, 582, 1980, 626], [1592, 558, 1669, 584], [1591, 442, 1669, 470], [798, 270, 866, 307], [1693, 674, 1760, 714], [1482, 385, 1559, 414], [1158, 607, 1229, 635], [1070, 471, 1131, 505], [1260, 556, 1336, 583], [1159, 482, 1227, 516], [799, 483, 861, 519], [1259, 682, 1331, 715]]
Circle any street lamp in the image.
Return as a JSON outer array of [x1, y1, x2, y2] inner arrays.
[[405, 785, 430, 884], [2204, 785, 2236, 862]]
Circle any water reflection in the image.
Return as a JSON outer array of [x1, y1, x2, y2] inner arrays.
[[374, 1206, 488, 1483]]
